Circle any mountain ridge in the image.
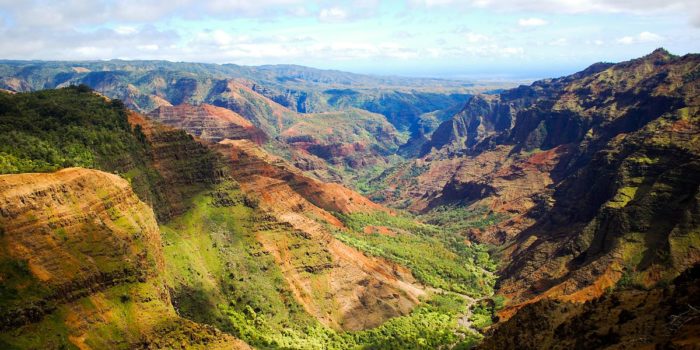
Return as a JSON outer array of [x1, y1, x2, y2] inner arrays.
[[366, 48, 700, 316]]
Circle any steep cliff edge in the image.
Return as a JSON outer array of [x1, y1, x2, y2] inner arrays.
[[368, 49, 700, 321], [1, 87, 489, 348], [0, 87, 222, 222], [147, 103, 268, 145], [218, 139, 386, 216], [497, 105, 700, 306], [0, 168, 249, 349]]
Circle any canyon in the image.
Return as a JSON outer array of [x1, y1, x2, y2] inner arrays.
[[0, 49, 698, 349]]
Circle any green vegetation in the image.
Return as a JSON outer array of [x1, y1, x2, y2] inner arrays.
[[468, 295, 506, 331], [349, 154, 407, 195], [0, 86, 220, 220], [279, 109, 409, 190], [334, 211, 497, 297], [0, 86, 171, 215], [0, 278, 206, 350], [420, 205, 509, 234], [0, 256, 49, 309], [161, 182, 319, 341], [0, 86, 502, 348], [353, 294, 481, 350], [0, 85, 146, 173], [218, 293, 481, 350], [161, 182, 485, 349], [358, 162, 431, 203]]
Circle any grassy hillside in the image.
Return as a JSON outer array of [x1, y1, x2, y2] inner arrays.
[[160, 180, 486, 349], [333, 211, 497, 297]]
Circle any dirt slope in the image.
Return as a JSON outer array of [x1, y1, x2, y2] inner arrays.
[[213, 139, 424, 330]]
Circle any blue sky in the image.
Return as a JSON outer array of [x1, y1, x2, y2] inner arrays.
[[0, 0, 699, 79]]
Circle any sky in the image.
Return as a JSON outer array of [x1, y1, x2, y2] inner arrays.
[[0, 0, 699, 79]]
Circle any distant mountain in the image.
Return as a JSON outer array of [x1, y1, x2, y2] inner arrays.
[[0, 59, 485, 189], [143, 86, 405, 186], [147, 103, 268, 145], [0, 59, 488, 133]]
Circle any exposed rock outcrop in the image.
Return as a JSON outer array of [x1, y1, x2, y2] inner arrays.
[[371, 49, 700, 314], [0, 168, 249, 349], [126, 112, 224, 221], [147, 103, 267, 144]]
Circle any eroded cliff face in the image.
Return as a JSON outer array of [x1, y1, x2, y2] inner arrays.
[[125, 111, 224, 221], [147, 104, 268, 145], [280, 108, 405, 185], [218, 139, 386, 216], [142, 94, 404, 188], [493, 51, 700, 309], [125, 107, 425, 333], [0, 168, 249, 349], [208, 79, 299, 136], [370, 50, 700, 318], [211, 139, 424, 331]]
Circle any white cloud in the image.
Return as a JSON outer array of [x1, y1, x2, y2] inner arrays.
[[0, 0, 693, 73], [137, 44, 159, 51], [318, 7, 348, 22], [518, 17, 548, 27], [499, 47, 524, 56], [0, 24, 180, 61], [114, 26, 137, 35], [464, 32, 490, 43], [392, 30, 416, 39], [430, 43, 524, 58], [410, 0, 695, 14], [409, 0, 700, 26], [616, 31, 664, 44], [0, 1, 379, 28]]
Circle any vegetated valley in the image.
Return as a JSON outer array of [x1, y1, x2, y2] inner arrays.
[[0, 48, 698, 349]]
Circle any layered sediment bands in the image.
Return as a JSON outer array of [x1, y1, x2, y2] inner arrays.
[[490, 51, 700, 306], [127, 112, 223, 221], [0, 168, 249, 349], [253, 215, 423, 331], [280, 109, 403, 168], [479, 265, 700, 350], [142, 91, 404, 187], [147, 103, 268, 144], [373, 144, 567, 244], [210, 79, 298, 136], [214, 139, 424, 330], [217, 139, 384, 215], [0, 168, 163, 326]]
